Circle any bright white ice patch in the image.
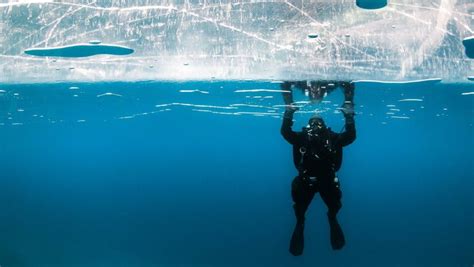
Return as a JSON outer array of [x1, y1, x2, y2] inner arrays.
[[0, 0, 52, 6]]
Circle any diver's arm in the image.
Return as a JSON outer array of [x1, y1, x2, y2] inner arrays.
[[281, 82, 299, 144], [281, 81, 293, 105], [281, 107, 299, 145], [338, 113, 356, 147], [337, 82, 356, 146], [341, 81, 355, 103]]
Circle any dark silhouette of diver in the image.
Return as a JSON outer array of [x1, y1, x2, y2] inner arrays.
[[280, 81, 356, 255]]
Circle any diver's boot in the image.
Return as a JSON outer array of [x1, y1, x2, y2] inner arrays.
[[289, 221, 305, 256], [328, 213, 345, 250]]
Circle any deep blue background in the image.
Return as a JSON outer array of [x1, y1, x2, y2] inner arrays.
[[0, 81, 473, 266]]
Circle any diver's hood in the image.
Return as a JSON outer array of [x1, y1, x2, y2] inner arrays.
[[303, 117, 328, 138], [307, 114, 326, 129]]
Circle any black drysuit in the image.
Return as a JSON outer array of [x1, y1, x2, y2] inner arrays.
[[281, 113, 356, 222]]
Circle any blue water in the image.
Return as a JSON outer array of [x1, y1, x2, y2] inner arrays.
[[24, 43, 134, 58], [0, 81, 473, 267]]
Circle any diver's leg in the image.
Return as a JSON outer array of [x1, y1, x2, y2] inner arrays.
[[319, 177, 345, 250], [289, 176, 315, 256], [291, 176, 315, 223]]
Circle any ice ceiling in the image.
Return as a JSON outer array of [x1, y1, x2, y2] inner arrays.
[[0, 0, 473, 82]]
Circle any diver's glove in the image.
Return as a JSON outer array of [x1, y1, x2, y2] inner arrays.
[[341, 102, 355, 122], [284, 105, 299, 119], [342, 82, 355, 102], [341, 81, 354, 92]]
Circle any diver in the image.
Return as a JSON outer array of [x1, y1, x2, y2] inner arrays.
[[280, 81, 356, 256]]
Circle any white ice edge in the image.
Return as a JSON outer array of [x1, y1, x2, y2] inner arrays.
[[353, 78, 442, 84], [398, 99, 423, 102], [155, 102, 237, 110], [97, 92, 123, 97], [234, 89, 291, 93], [179, 89, 209, 94], [391, 116, 410, 119]]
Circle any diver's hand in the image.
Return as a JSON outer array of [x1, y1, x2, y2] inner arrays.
[[284, 105, 299, 118], [286, 105, 299, 112], [340, 102, 355, 117]]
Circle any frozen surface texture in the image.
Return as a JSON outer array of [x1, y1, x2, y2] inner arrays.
[[0, 0, 473, 82]]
